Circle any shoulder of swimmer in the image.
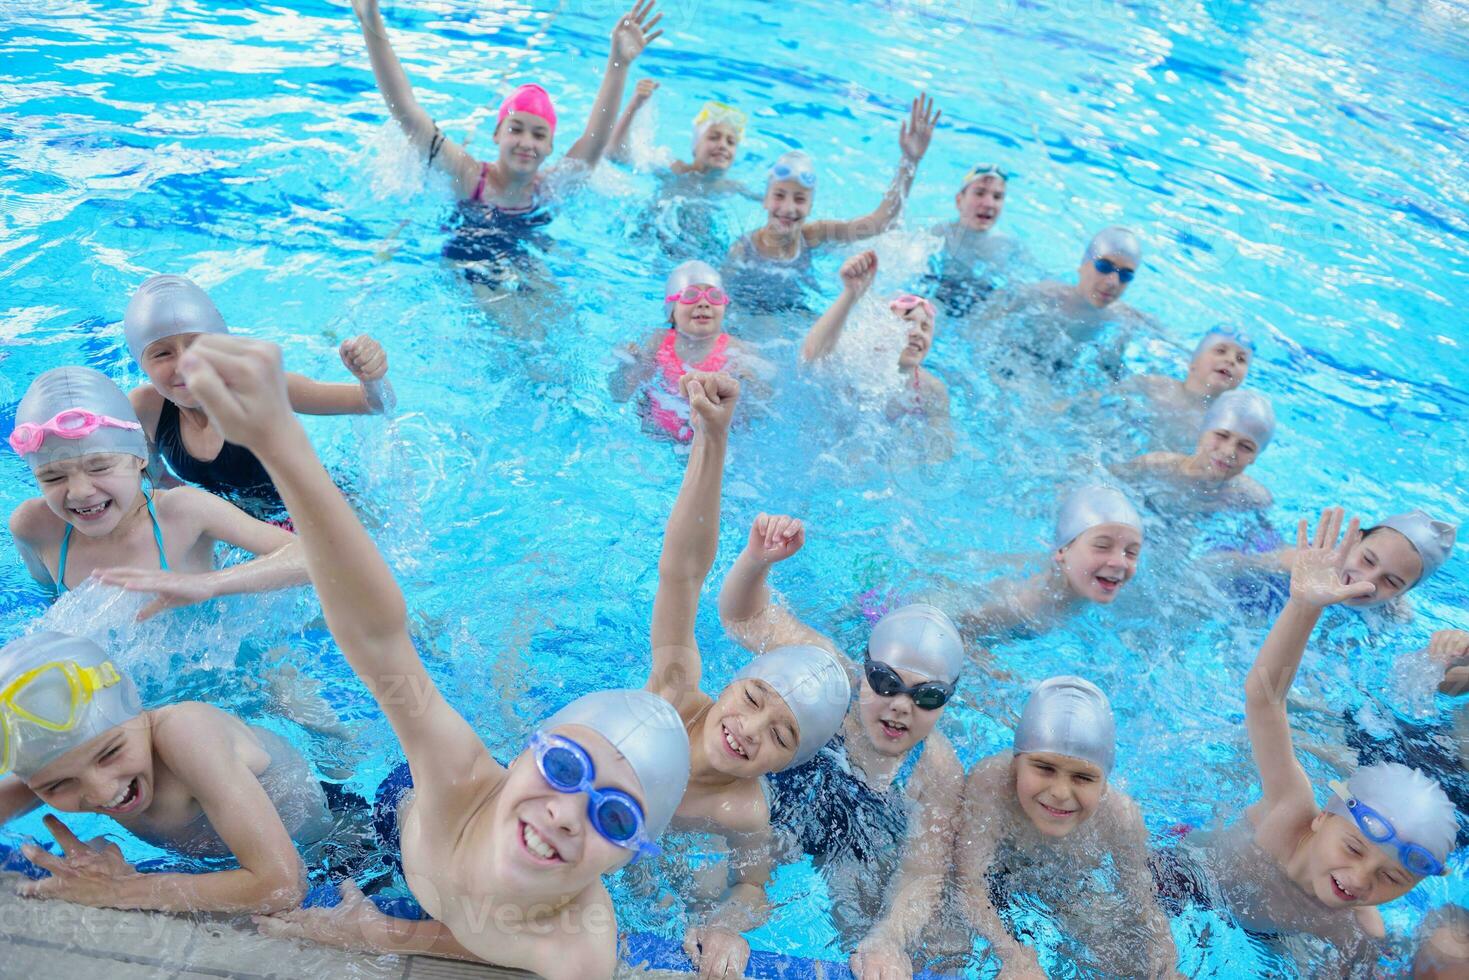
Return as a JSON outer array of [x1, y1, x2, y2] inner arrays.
[[9, 496, 62, 548], [128, 384, 166, 439], [912, 730, 962, 797]]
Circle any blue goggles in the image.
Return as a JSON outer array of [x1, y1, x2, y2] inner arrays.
[[768, 162, 816, 188], [1092, 257, 1136, 284], [1330, 780, 1444, 877], [529, 731, 659, 860]]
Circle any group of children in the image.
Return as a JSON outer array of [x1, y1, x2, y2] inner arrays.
[[1, 2, 1465, 978]]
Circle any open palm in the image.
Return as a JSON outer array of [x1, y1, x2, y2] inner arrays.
[[899, 92, 940, 162], [1288, 507, 1376, 607], [611, 0, 663, 65]]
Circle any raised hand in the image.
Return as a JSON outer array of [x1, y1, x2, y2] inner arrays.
[[339, 335, 388, 383], [17, 815, 140, 907], [681, 370, 739, 437], [1288, 507, 1376, 608], [898, 93, 940, 163], [748, 513, 805, 565], [632, 78, 659, 102], [94, 567, 216, 621], [611, 1, 663, 66], [1428, 629, 1469, 665], [178, 335, 297, 453], [840, 250, 878, 297]]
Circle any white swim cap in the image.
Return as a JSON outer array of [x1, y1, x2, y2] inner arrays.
[[767, 150, 816, 189], [1083, 226, 1142, 266], [663, 260, 724, 321], [692, 101, 747, 153], [1054, 484, 1143, 551], [732, 645, 850, 769], [1194, 325, 1256, 357], [1200, 389, 1275, 450], [867, 603, 963, 685], [0, 632, 143, 780], [1325, 763, 1457, 872], [1013, 675, 1116, 776], [539, 688, 690, 838], [13, 368, 147, 472], [1379, 510, 1457, 585], [123, 274, 229, 364]]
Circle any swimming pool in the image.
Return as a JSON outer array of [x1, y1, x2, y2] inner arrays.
[[3, 0, 1467, 974]]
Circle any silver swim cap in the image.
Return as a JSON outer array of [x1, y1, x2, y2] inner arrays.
[[1200, 389, 1275, 450], [1325, 763, 1457, 871], [13, 368, 147, 471], [1082, 226, 1142, 266], [0, 631, 143, 780], [663, 260, 725, 321], [1013, 675, 1116, 776], [539, 688, 690, 838], [1054, 483, 1142, 550], [1379, 510, 1457, 586], [1193, 325, 1256, 357], [732, 645, 849, 769], [868, 603, 963, 685], [123, 274, 229, 364], [767, 150, 817, 189]]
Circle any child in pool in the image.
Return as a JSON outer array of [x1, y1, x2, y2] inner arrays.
[[718, 512, 965, 978], [956, 676, 1179, 978], [986, 226, 1150, 383], [1111, 388, 1275, 512], [927, 164, 1026, 317], [633, 375, 850, 977], [353, 0, 661, 212], [952, 484, 1144, 642], [1413, 904, 1469, 978], [609, 82, 749, 186], [0, 631, 335, 913], [610, 260, 769, 442], [1216, 508, 1455, 621], [124, 274, 390, 514], [1153, 508, 1458, 969], [172, 334, 690, 977], [8, 367, 307, 620], [722, 94, 940, 313], [801, 250, 951, 430]]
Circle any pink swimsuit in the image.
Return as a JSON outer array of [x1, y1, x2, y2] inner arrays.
[[643, 330, 730, 442]]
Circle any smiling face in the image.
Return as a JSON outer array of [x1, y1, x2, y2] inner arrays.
[[763, 179, 813, 235], [494, 112, 554, 176], [1078, 251, 1136, 308], [670, 283, 727, 339], [693, 123, 740, 171], [955, 175, 1006, 232], [857, 664, 944, 757], [1340, 527, 1423, 608], [491, 725, 642, 898], [1055, 523, 1142, 603], [1191, 427, 1259, 481], [28, 720, 154, 818], [1303, 812, 1421, 908], [35, 453, 147, 538], [701, 679, 799, 777], [1013, 751, 1105, 837], [1186, 340, 1250, 394], [894, 305, 935, 370], [141, 333, 204, 407]]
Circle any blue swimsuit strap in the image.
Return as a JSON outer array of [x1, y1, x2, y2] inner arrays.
[[891, 738, 926, 792], [54, 488, 169, 597]]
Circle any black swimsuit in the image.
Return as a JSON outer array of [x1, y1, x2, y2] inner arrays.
[[154, 398, 279, 503]]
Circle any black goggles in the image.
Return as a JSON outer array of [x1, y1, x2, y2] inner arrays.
[[862, 660, 955, 711]]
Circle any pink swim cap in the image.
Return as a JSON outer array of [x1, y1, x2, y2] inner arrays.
[[497, 84, 557, 135]]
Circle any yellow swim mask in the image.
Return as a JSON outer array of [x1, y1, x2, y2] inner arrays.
[[0, 660, 122, 776]]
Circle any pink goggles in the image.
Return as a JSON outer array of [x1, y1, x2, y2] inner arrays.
[[889, 294, 936, 320], [666, 285, 730, 307], [9, 409, 142, 455]]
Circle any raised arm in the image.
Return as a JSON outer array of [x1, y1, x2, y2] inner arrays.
[[351, 0, 480, 195], [563, 2, 663, 166], [607, 78, 658, 164], [807, 95, 938, 246], [801, 250, 877, 363], [718, 513, 838, 660], [177, 335, 496, 801], [1245, 508, 1374, 810], [282, 336, 393, 416], [647, 370, 738, 707]]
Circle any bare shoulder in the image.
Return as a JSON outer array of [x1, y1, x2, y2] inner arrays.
[[963, 751, 1012, 799], [916, 730, 963, 787], [151, 702, 244, 749], [129, 384, 165, 431], [535, 924, 617, 980], [9, 497, 60, 542]]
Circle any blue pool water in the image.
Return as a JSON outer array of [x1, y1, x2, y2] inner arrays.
[[3, 0, 1467, 975]]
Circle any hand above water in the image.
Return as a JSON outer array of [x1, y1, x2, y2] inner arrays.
[[840, 249, 878, 298], [17, 815, 140, 908], [94, 567, 217, 621], [684, 925, 750, 979], [179, 335, 299, 456], [746, 512, 805, 565], [898, 92, 940, 164], [681, 370, 739, 437], [339, 334, 388, 383], [611, 0, 663, 66], [1287, 506, 1376, 608]]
